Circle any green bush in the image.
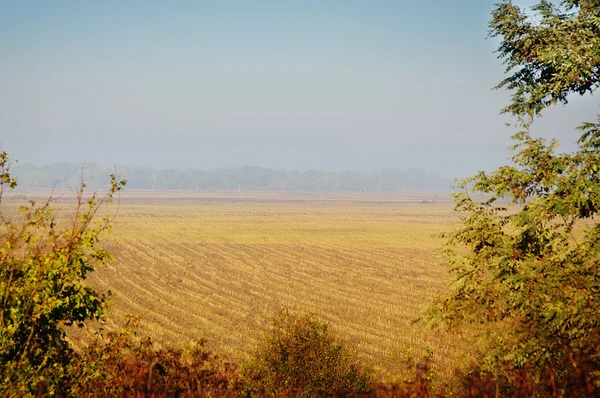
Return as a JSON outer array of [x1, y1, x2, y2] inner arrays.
[[0, 153, 126, 396], [246, 310, 371, 397]]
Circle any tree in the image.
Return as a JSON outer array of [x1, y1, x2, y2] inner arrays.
[[492, 0, 600, 117], [0, 152, 126, 396], [426, 0, 600, 390]]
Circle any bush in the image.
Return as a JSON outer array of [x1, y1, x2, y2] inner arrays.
[[246, 310, 371, 397], [0, 152, 126, 396], [66, 318, 251, 397]]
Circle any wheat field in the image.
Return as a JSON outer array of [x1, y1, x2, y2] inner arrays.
[[55, 191, 467, 378]]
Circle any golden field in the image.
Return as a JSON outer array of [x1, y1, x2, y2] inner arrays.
[[25, 190, 467, 379]]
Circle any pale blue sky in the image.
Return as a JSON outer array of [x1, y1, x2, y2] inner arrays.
[[1, 1, 597, 177]]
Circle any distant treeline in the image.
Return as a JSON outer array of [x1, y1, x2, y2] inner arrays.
[[12, 162, 453, 192]]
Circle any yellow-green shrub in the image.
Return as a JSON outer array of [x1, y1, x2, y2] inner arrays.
[[246, 310, 371, 397]]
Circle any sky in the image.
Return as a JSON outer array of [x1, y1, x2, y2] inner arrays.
[[1, 1, 598, 178]]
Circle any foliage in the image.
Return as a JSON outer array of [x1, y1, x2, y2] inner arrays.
[[0, 153, 126, 396], [65, 318, 251, 397], [454, 358, 599, 397], [426, 0, 600, 392], [491, 0, 600, 117], [246, 310, 372, 397]]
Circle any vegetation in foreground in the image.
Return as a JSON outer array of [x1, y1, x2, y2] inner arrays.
[[425, 0, 600, 394], [246, 310, 371, 397]]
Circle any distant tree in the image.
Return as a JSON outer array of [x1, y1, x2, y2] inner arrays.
[[125, 166, 153, 190], [426, 0, 600, 391], [12, 161, 453, 192], [0, 152, 126, 396]]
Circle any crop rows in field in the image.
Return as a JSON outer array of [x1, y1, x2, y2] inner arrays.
[[76, 200, 466, 376]]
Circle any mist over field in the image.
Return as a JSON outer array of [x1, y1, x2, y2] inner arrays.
[[3, 1, 597, 177], [10, 162, 453, 192]]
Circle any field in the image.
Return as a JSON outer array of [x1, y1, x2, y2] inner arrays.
[[32, 190, 467, 378]]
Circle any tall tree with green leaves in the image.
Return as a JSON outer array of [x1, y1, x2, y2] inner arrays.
[[0, 153, 126, 396], [426, 0, 600, 388], [492, 0, 600, 117]]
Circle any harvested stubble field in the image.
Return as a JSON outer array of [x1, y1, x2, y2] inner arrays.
[[50, 191, 467, 379]]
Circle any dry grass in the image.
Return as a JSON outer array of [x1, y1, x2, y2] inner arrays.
[[58, 193, 469, 380]]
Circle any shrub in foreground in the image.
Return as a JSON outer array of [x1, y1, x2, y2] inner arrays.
[[246, 310, 372, 397], [66, 319, 251, 397], [0, 153, 126, 396]]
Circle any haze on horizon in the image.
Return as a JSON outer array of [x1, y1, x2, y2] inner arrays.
[[2, 0, 598, 179]]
